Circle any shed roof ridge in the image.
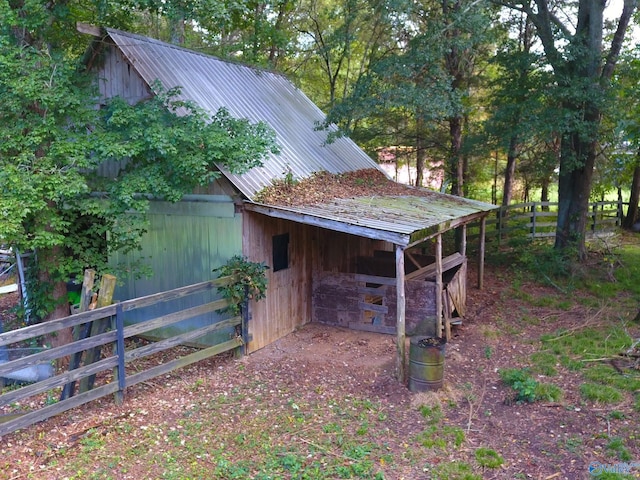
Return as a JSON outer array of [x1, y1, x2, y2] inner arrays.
[[104, 27, 291, 82]]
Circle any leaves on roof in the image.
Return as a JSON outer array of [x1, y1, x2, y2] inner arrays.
[[253, 168, 443, 206]]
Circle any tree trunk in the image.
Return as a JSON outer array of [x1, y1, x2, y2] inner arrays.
[[555, 134, 597, 258], [449, 115, 463, 196], [540, 176, 551, 211], [416, 118, 426, 187], [169, 10, 185, 45], [39, 246, 73, 350], [623, 159, 640, 229], [502, 135, 519, 207]]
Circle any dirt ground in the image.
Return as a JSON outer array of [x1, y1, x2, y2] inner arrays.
[[1, 263, 639, 479]]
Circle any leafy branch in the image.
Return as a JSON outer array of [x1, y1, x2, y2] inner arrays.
[[213, 256, 269, 315]]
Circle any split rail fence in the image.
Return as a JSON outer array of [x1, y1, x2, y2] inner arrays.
[[469, 200, 625, 244], [0, 274, 246, 437]]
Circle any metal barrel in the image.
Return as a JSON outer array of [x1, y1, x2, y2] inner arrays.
[[408, 336, 446, 392]]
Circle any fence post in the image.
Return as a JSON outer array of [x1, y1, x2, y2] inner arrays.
[[79, 274, 116, 393], [60, 269, 96, 401], [240, 285, 250, 356], [617, 198, 623, 227], [498, 207, 504, 245], [113, 303, 125, 405], [530, 203, 537, 237]]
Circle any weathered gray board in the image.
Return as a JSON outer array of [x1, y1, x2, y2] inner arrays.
[[312, 271, 437, 336], [109, 197, 242, 346]]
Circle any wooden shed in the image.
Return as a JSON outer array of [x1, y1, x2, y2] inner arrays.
[[81, 25, 498, 378]]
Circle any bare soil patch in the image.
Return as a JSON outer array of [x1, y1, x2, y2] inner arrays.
[[1, 264, 639, 479]]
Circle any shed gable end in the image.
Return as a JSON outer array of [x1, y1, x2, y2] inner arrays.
[[96, 42, 152, 105]]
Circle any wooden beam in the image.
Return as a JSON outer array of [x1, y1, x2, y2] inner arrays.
[[478, 216, 486, 290], [395, 245, 406, 383], [460, 224, 467, 257], [435, 235, 444, 339], [80, 274, 117, 393], [406, 252, 422, 269], [76, 22, 102, 37], [245, 202, 410, 245]]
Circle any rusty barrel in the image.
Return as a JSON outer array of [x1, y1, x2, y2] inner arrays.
[[408, 336, 446, 392]]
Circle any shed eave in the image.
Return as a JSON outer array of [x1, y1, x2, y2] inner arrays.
[[244, 202, 411, 245], [406, 210, 495, 248]]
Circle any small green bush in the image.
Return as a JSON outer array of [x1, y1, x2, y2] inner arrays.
[[213, 255, 269, 315], [474, 447, 504, 468], [499, 368, 538, 403]]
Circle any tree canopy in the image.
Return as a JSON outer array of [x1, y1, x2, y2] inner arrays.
[[0, 0, 276, 323]]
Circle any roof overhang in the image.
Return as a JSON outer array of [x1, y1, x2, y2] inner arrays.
[[244, 194, 498, 248]]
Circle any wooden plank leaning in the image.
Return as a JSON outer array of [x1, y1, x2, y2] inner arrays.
[[60, 269, 96, 401], [79, 274, 116, 393]]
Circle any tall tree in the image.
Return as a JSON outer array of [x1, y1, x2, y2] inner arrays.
[[502, 0, 637, 257], [609, 53, 640, 229], [324, 0, 493, 190], [0, 1, 276, 332]]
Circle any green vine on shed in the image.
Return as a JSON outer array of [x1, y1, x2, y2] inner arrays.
[[213, 255, 269, 315]]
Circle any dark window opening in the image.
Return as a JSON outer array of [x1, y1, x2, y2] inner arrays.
[[272, 233, 289, 272]]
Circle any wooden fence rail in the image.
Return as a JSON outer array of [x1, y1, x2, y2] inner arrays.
[[0, 274, 245, 437], [468, 200, 625, 244]]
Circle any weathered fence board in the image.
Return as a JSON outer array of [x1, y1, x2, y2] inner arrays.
[[468, 200, 626, 244], [0, 275, 245, 437]]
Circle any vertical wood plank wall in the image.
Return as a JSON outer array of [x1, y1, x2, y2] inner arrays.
[[243, 213, 389, 352], [97, 44, 152, 104], [243, 213, 314, 352]]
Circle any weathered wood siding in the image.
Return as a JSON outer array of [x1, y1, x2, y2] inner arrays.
[[110, 197, 242, 346], [314, 230, 391, 273], [242, 214, 389, 352], [312, 272, 437, 336], [96, 42, 152, 105], [242, 212, 313, 352], [443, 260, 467, 319]]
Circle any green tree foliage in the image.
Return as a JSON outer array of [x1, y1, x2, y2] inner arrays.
[[0, 1, 277, 323], [499, 0, 638, 256], [483, 9, 557, 206], [607, 53, 640, 228], [324, 0, 495, 192]]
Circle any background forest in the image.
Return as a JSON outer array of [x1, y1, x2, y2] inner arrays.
[[1, 0, 640, 321]]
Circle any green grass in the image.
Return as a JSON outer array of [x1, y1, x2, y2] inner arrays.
[[537, 318, 640, 407], [579, 383, 623, 404], [426, 461, 481, 480], [530, 351, 559, 376], [474, 447, 504, 468]]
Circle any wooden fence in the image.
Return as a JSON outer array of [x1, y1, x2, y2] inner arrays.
[[0, 275, 246, 437], [468, 200, 625, 244]]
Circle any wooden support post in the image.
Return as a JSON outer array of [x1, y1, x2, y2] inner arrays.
[[460, 224, 467, 257], [113, 303, 125, 405], [478, 216, 486, 290], [78, 269, 96, 313], [435, 235, 444, 339], [60, 269, 95, 401], [240, 285, 250, 356], [79, 274, 116, 393], [395, 245, 406, 383]]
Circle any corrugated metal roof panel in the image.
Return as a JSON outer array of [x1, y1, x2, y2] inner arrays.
[[106, 28, 379, 200], [245, 194, 498, 246]]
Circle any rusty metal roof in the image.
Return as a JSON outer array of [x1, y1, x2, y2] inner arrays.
[[245, 194, 497, 247], [93, 28, 498, 243], [103, 28, 379, 200]]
